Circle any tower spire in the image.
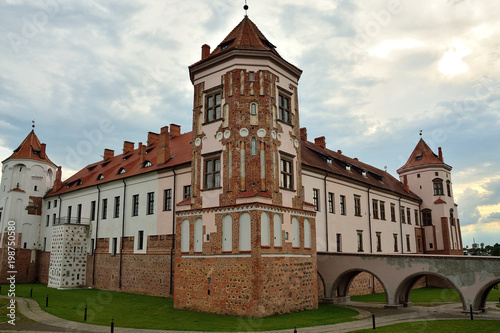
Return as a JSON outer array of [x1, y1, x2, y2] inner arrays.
[[244, 0, 249, 17]]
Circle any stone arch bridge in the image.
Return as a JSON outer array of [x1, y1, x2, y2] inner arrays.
[[317, 252, 500, 311]]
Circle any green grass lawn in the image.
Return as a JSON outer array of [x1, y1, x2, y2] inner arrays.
[[352, 320, 500, 332], [0, 298, 10, 323], [1, 284, 358, 331], [351, 287, 500, 305]]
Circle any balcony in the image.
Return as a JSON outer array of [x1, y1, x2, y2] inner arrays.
[[54, 217, 91, 226]]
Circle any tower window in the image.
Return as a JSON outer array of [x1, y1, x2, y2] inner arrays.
[[433, 178, 444, 195], [204, 156, 221, 189], [422, 209, 432, 226], [446, 180, 452, 197], [280, 156, 293, 190], [354, 195, 361, 216], [250, 103, 257, 115], [249, 71, 255, 81], [205, 91, 221, 123], [251, 137, 257, 156], [278, 94, 291, 124], [183, 185, 191, 198]]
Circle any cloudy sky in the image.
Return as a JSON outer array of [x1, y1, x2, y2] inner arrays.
[[1, 0, 499, 247]]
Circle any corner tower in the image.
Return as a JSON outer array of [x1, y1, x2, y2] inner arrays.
[[397, 139, 463, 255], [174, 17, 317, 317]]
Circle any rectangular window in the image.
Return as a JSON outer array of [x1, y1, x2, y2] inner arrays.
[[102, 199, 107, 220], [400, 206, 405, 223], [422, 210, 432, 226], [138, 230, 144, 250], [164, 189, 172, 211], [336, 233, 342, 252], [53, 213, 56, 225], [354, 195, 361, 216], [406, 234, 411, 252], [111, 237, 117, 256], [313, 189, 320, 211], [46, 215, 50, 227], [393, 234, 399, 252], [54, 200, 57, 208], [414, 209, 419, 226], [77, 204, 82, 223], [90, 239, 95, 254], [67, 206, 72, 223], [90, 201, 96, 221], [328, 192, 334, 213], [48, 201, 51, 209], [357, 231, 363, 252], [407, 208, 411, 225], [204, 156, 221, 189], [390, 203, 396, 222], [340, 195, 346, 215], [278, 94, 291, 124], [147, 192, 154, 215], [114, 196, 120, 218], [132, 194, 139, 216], [205, 91, 221, 122], [372, 199, 379, 219], [376, 232, 382, 252], [280, 156, 293, 190], [380, 201, 386, 220], [183, 185, 191, 199], [43, 237, 47, 251], [433, 181, 444, 196]]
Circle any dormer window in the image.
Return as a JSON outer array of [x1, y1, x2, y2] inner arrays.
[[101, 161, 110, 167], [87, 166, 97, 172], [326, 158, 332, 165], [219, 39, 234, 51], [362, 170, 367, 177], [143, 160, 153, 168], [123, 155, 131, 161], [76, 180, 83, 186], [117, 168, 126, 175], [346, 165, 351, 172], [415, 153, 423, 161], [97, 174, 104, 180]]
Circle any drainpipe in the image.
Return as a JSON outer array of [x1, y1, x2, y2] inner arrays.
[[169, 166, 176, 296], [419, 202, 424, 253], [323, 171, 329, 252], [93, 186, 101, 285], [398, 196, 403, 254], [57, 195, 62, 224], [366, 186, 373, 253], [119, 179, 126, 289]]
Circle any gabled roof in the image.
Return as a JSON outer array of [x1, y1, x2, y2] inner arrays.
[[301, 140, 421, 201], [3, 130, 55, 166], [45, 131, 192, 197], [189, 16, 300, 72], [397, 138, 451, 173]]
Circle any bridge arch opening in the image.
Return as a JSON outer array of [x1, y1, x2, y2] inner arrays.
[[331, 269, 387, 301], [395, 272, 466, 309], [474, 279, 500, 311]]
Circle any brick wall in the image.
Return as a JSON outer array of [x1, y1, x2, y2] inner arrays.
[[347, 272, 427, 296], [36, 251, 50, 284]]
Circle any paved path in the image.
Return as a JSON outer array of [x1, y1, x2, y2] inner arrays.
[[1, 296, 499, 333]]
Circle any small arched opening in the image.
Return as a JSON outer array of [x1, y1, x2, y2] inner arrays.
[[474, 278, 500, 312], [331, 269, 387, 302]]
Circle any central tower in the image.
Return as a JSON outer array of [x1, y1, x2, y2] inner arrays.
[[174, 16, 317, 317]]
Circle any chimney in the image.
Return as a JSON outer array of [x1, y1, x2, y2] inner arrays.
[[201, 44, 211, 60], [300, 127, 307, 141], [170, 124, 181, 138], [353, 158, 358, 161], [157, 126, 171, 165], [314, 136, 326, 149], [103, 149, 114, 161], [147, 132, 159, 146], [403, 175, 410, 193], [40, 143, 46, 159], [337, 150, 342, 154], [123, 141, 134, 154], [139, 142, 146, 163], [54, 166, 63, 192], [438, 147, 443, 162]]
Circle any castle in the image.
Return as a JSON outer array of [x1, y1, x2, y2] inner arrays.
[[0, 16, 462, 317]]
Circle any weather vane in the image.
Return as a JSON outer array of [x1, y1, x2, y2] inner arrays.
[[419, 130, 422, 137], [244, 0, 249, 17], [32, 120, 35, 130]]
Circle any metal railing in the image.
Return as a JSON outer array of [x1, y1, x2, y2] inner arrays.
[[54, 217, 91, 225]]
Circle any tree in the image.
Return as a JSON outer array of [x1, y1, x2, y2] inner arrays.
[[491, 247, 500, 256]]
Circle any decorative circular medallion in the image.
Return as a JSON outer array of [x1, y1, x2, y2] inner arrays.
[[257, 129, 266, 138], [271, 130, 277, 139], [224, 130, 231, 139], [195, 138, 201, 146], [240, 128, 249, 137], [216, 132, 223, 140]]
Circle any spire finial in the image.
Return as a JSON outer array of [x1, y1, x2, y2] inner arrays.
[[32, 120, 35, 130], [419, 129, 422, 137], [244, 0, 249, 17]]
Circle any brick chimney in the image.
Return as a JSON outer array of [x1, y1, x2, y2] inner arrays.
[[314, 136, 326, 149], [201, 44, 211, 60], [54, 166, 62, 192], [40, 143, 46, 159], [147, 132, 159, 146], [403, 175, 410, 193], [438, 147, 443, 162], [337, 150, 342, 154], [139, 142, 146, 164], [123, 141, 134, 154], [103, 149, 114, 160], [170, 124, 181, 138], [157, 126, 170, 165], [300, 127, 307, 141]]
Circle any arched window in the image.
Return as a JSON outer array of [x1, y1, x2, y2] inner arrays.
[[292, 217, 300, 248], [422, 209, 432, 226], [446, 180, 452, 197], [250, 103, 257, 115], [304, 219, 311, 248], [261, 212, 270, 246], [181, 219, 190, 252], [222, 215, 232, 252], [251, 137, 257, 156], [433, 178, 443, 196], [239, 213, 251, 251], [143, 160, 153, 168], [273, 214, 282, 247], [449, 209, 455, 226], [194, 218, 203, 252], [117, 167, 126, 174]]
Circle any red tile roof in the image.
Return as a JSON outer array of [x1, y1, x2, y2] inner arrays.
[[3, 130, 55, 166], [236, 189, 272, 199], [434, 198, 447, 204], [301, 139, 421, 201], [398, 139, 450, 172], [45, 131, 192, 198], [189, 17, 301, 73]]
